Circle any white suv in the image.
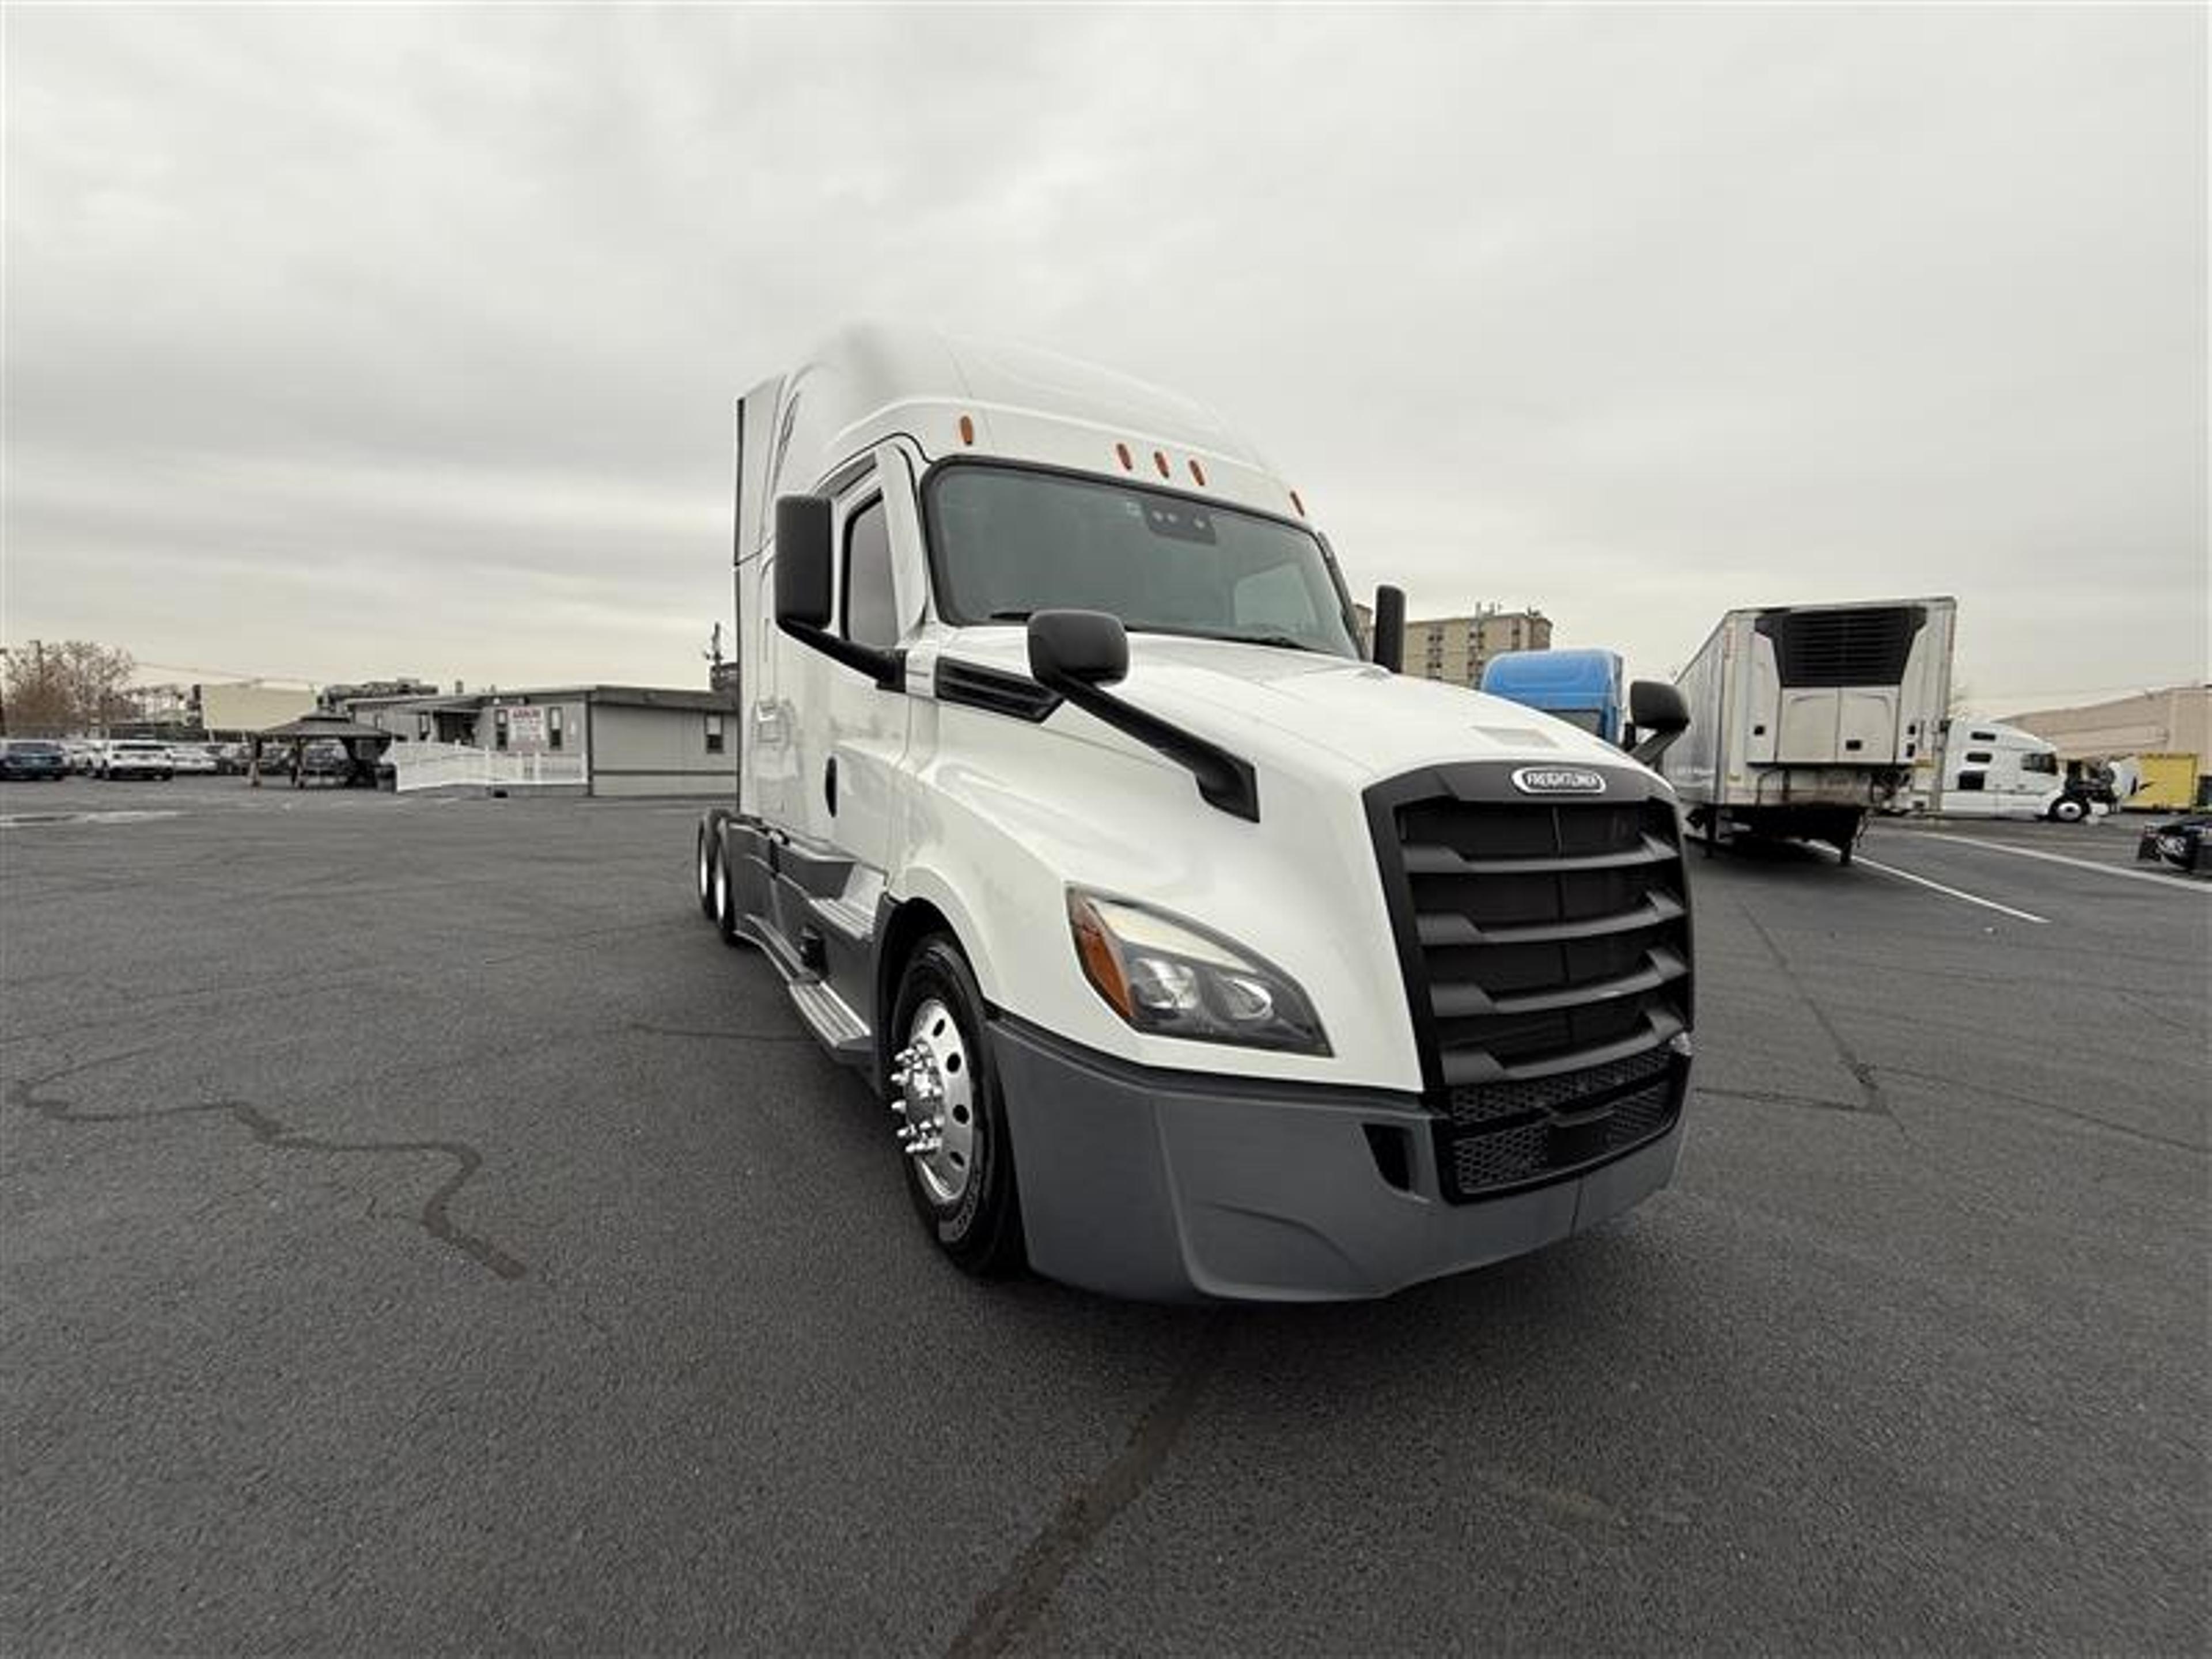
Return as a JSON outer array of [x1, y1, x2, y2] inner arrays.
[[97, 740, 175, 781]]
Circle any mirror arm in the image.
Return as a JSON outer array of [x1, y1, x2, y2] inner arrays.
[[1033, 669, 1260, 822], [1630, 728, 1683, 767], [777, 619, 906, 692]]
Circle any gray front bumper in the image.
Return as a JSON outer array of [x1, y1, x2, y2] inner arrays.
[[993, 1019, 1685, 1304]]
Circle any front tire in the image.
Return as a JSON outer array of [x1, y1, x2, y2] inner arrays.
[[696, 825, 717, 919], [2050, 797, 2087, 823], [888, 936, 1025, 1278]]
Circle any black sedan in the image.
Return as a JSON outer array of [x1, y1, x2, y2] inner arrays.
[[2137, 813, 2211, 874], [0, 739, 70, 781]]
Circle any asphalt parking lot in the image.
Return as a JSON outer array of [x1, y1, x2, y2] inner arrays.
[[3, 781, 2206, 1655]]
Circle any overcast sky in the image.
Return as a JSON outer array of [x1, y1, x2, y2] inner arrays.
[[5, 5, 2204, 714]]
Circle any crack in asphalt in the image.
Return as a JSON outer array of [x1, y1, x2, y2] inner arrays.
[[8, 1052, 527, 1281], [628, 1020, 814, 1045], [1877, 1064, 2210, 1157], [1697, 1085, 1868, 1115], [1730, 895, 1897, 1125], [945, 1316, 1232, 1658]]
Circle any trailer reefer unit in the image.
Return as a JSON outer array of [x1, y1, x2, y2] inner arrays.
[[1661, 597, 1956, 862], [695, 326, 1695, 1302]]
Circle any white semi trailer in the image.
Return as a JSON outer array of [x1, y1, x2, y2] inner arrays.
[[1661, 597, 1957, 863], [694, 325, 1696, 1302]]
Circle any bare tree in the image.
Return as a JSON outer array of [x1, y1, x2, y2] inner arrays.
[[59, 641, 140, 730], [1, 639, 137, 733]]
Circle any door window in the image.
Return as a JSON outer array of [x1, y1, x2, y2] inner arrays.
[[843, 497, 897, 650]]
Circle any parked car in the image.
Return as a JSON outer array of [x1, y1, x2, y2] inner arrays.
[[298, 740, 354, 780], [63, 740, 103, 774], [2137, 813, 2210, 874], [166, 745, 219, 776], [97, 740, 175, 781], [0, 738, 70, 781]]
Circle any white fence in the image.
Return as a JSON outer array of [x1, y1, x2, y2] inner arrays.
[[387, 741, 589, 793]]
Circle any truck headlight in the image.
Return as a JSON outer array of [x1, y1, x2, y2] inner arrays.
[[1066, 890, 1329, 1055]]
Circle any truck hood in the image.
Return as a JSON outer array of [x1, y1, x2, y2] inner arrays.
[[935, 628, 1647, 788]]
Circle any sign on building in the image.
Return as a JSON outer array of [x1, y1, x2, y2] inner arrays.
[[505, 705, 548, 750]]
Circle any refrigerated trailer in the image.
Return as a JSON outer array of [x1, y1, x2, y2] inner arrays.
[[693, 325, 1696, 1302], [1660, 597, 1957, 862]]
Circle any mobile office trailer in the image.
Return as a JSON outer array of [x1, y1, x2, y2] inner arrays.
[[1661, 597, 1957, 862], [695, 325, 1696, 1303], [1480, 649, 1624, 744]]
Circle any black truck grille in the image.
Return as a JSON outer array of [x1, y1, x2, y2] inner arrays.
[[1365, 764, 1694, 1203]]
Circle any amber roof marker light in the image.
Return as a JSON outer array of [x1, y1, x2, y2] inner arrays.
[[958, 414, 976, 446], [1153, 450, 1172, 479], [1290, 488, 1306, 517], [1188, 459, 1207, 487], [1115, 442, 1134, 471]]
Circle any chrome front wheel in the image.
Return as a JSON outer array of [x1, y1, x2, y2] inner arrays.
[[892, 997, 977, 1207]]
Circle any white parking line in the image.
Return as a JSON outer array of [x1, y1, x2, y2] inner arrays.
[[1906, 832, 2212, 895], [1851, 854, 2051, 924], [0, 809, 184, 829]]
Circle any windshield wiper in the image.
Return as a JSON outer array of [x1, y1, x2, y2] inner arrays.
[[984, 609, 1035, 623], [1127, 624, 1329, 655]]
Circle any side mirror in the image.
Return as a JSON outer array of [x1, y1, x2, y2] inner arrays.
[[1627, 680, 1689, 766], [773, 491, 901, 689], [1371, 585, 1406, 673], [775, 495, 833, 630], [1028, 610, 1129, 687]]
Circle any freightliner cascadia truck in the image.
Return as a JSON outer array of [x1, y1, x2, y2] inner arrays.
[[695, 326, 1695, 1301], [1660, 598, 1957, 864]]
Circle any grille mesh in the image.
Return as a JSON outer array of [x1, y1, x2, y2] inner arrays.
[[1446, 1047, 1673, 1126], [1444, 1071, 1680, 1200]]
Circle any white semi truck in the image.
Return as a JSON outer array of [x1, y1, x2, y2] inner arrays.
[[1661, 597, 1957, 863], [694, 326, 1695, 1302]]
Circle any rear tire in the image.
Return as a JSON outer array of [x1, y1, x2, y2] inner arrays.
[[711, 839, 741, 946], [889, 935, 1025, 1279]]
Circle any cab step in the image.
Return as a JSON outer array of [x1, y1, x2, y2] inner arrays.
[[788, 979, 872, 1063], [806, 893, 877, 945]]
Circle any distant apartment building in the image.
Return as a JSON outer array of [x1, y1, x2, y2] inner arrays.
[[1352, 604, 1554, 686]]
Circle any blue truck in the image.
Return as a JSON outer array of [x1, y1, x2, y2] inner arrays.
[[1480, 649, 1626, 744]]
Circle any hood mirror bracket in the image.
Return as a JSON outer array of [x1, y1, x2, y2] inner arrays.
[[1027, 610, 1261, 823]]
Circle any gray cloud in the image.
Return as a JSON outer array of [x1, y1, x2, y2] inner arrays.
[[5, 5, 2203, 710]]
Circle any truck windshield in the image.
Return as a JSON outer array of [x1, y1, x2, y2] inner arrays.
[[924, 464, 1359, 658]]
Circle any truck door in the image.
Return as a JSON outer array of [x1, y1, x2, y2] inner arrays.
[[772, 444, 921, 878]]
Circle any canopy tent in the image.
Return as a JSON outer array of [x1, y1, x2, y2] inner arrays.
[[250, 713, 393, 789]]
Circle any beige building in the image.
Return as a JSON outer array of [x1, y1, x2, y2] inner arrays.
[[2007, 683, 2209, 810], [1351, 605, 1554, 687]]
